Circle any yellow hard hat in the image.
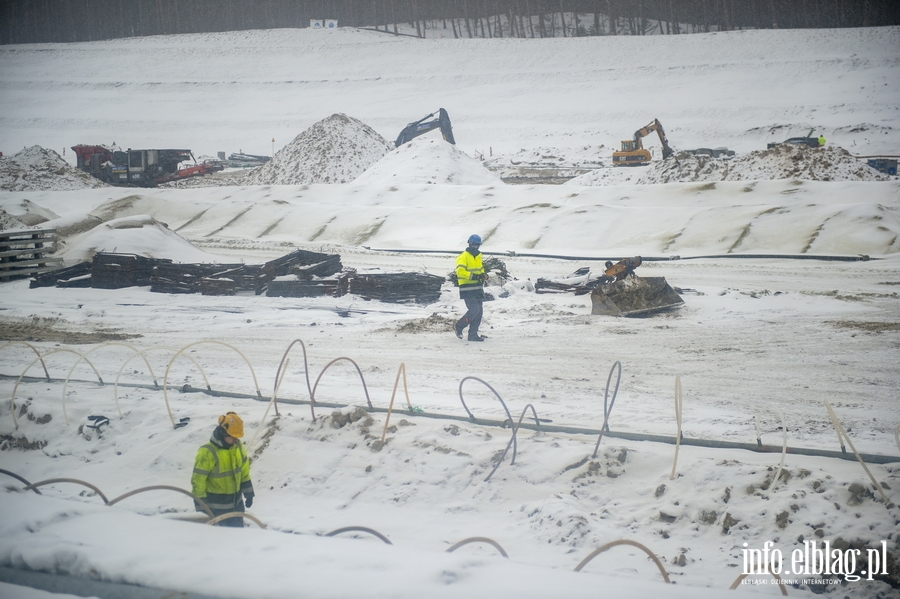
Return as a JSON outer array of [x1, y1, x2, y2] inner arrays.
[[218, 412, 244, 438]]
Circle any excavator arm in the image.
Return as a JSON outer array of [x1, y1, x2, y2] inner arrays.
[[632, 119, 674, 159], [612, 118, 674, 166], [395, 108, 456, 147]]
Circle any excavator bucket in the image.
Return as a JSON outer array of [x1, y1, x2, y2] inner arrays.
[[590, 276, 684, 317]]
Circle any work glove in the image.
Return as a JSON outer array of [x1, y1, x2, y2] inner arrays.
[[244, 493, 254, 509], [471, 273, 484, 283], [194, 499, 205, 513]]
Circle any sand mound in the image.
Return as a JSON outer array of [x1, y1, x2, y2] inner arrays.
[[0, 146, 108, 191], [239, 114, 394, 185], [354, 136, 503, 185], [638, 144, 889, 184]]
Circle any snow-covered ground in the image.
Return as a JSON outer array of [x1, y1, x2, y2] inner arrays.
[[0, 25, 899, 599]]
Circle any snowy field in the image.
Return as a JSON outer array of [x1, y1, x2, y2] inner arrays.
[[0, 25, 899, 599]]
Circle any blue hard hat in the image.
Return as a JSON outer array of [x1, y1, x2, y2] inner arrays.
[[468, 234, 482, 245]]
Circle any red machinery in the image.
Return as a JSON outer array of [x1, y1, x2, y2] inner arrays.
[[72, 145, 222, 187]]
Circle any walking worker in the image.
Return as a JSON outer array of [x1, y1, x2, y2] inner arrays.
[[818, 134, 826, 147], [454, 234, 487, 342], [191, 412, 255, 527]]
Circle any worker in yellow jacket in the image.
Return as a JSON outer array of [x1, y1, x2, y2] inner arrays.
[[454, 234, 486, 342], [191, 412, 255, 527]]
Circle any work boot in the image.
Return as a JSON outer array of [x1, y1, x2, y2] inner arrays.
[[454, 323, 464, 339], [468, 334, 486, 342]]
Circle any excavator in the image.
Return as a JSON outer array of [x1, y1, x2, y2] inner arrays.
[[395, 108, 456, 147], [612, 118, 674, 166]]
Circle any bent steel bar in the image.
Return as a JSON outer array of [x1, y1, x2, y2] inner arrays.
[[11, 349, 104, 429], [381, 363, 414, 443], [824, 400, 891, 505], [0, 468, 40, 493], [574, 539, 670, 583], [310, 357, 373, 423], [63, 342, 157, 422], [0, 342, 50, 381], [485, 403, 541, 482], [163, 340, 262, 429], [206, 511, 266, 528], [755, 402, 787, 491], [670, 375, 683, 480], [458, 376, 517, 475], [23, 478, 109, 504], [446, 537, 509, 558], [324, 526, 392, 545], [592, 361, 622, 458], [271, 339, 312, 417], [107, 485, 214, 519]]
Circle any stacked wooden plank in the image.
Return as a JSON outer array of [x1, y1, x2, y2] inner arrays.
[[264, 251, 345, 298], [263, 249, 341, 278], [29, 261, 92, 288], [91, 253, 171, 289], [205, 264, 267, 295], [150, 262, 242, 294], [200, 277, 236, 296], [348, 272, 445, 304], [0, 228, 63, 281]]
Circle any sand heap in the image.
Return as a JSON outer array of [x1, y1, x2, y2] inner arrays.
[[240, 114, 394, 185], [353, 136, 503, 185], [637, 144, 890, 184], [0, 146, 108, 192]]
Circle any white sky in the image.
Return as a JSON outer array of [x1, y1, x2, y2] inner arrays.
[[0, 24, 899, 599]]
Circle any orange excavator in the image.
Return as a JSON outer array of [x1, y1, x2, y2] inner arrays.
[[612, 118, 674, 166]]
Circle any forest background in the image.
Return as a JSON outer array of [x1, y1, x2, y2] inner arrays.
[[2, 0, 898, 45]]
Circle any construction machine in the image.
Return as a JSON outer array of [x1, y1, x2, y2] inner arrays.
[[612, 118, 674, 166], [395, 108, 456, 147], [72, 145, 223, 187]]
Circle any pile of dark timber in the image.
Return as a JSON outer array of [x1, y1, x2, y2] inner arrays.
[[265, 251, 345, 298], [149, 262, 242, 294], [30, 261, 93, 288], [91, 253, 171, 289], [348, 272, 445, 304]]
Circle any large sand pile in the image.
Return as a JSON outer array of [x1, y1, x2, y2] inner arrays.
[[353, 136, 503, 185], [240, 114, 394, 185], [0, 146, 108, 192]]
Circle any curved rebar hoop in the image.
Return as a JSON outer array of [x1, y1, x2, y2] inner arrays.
[[754, 402, 787, 491], [0, 468, 40, 493], [11, 349, 104, 429], [63, 342, 158, 422], [729, 572, 788, 595], [114, 347, 206, 420], [458, 376, 517, 474], [22, 478, 109, 504], [246, 358, 290, 453], [670, 375, 683, 480], [309, 357, 373, 423], [824, 400, 891, 505], [324, 526, 392, 545], [592, 362, 623, 458], [0, 341, 51, 381], [826, 400, 848, 454], [271, 339, 313, 417], [485, 403, 541, 482], [573, 539, 671, 583], [206, 512, 267, 529], [163, 340, 263, 429], [602, 361, 622, 432], [381, 363, 414, 443], [446, 537, 509, 558], [106, 485, 214, 519]]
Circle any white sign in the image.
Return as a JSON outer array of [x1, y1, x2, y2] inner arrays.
[[310, 20, 323, 29], [325, 20, 338, 29]]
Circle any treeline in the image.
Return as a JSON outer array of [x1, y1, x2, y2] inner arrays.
[[1, 0, 897, 45]]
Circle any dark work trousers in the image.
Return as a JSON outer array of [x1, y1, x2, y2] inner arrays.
[[457, 291, 484, 339]]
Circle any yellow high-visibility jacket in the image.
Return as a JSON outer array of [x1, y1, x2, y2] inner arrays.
[[455, 249, 484, 294], [191, 437, 254, 512]]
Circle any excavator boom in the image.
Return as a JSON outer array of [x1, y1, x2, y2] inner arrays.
[[395, 108, 456, 147]]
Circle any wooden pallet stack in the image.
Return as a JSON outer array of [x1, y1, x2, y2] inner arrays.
[[91, 253, 171, 289], [348, 272, 445, 304], [29, 261, 93, 288], [0, 228, 63, 282], [149, 262, 242, 294]]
